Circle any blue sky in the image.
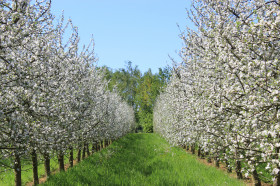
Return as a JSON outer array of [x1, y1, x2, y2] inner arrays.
[[51, 0, 192, 73]]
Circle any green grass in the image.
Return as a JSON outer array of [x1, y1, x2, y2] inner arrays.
[[42, 134, 244, 186], [0, 149, 78, 186]]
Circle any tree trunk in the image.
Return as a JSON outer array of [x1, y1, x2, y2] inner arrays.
[[205, 151, 212, 163], [91, 142, 95, 154], [57, 152, 65, 172], [186, 145, 189, 151], [235, 148, 243, 179], [86, 143, 90, 157], [198, 146, 201, 157], [99, 142, 102, 151], [31, 149, 39, 185], [274, 171, 280, 186], [69, 147, 74, 168], [44, 153, 51, 177], [82, 144, 86, 160], [215, 157, 220, 168], [252, 165, 261, 186], [223, 149, 232, 173], [14, 150, 21, 186], [77, 148, 81, 162], [96, 143, 99, 152], [236, 160, 243, 179], [201, 150, 205, 159], [191, 144, 195, 154], [273, 146, 280, 186], [225, 159, 232, 173]]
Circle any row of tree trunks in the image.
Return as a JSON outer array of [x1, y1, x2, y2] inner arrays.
[[184, 143, 265, 185], [13, 140, 114, 186], [184, 144, 247, 182]]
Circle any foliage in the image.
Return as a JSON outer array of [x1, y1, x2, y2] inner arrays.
[[43, 134, 244, 186], [105, 61, 141, 109], [139, 111, 153, 133], [104, 63, 171, 133]]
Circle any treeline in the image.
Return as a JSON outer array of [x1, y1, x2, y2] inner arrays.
[[0, 1, 135, 186], [154, 0, 280, 185], [103, 62, 171, 133]]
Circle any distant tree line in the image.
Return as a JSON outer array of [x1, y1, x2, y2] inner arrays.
[[103, 62, 171, 133]]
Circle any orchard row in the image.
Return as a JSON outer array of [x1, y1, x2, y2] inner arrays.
[[154, 0, 280, 185], [0, 1, 135, 185]]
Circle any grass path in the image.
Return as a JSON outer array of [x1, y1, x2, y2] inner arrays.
[[42, 134, 244, 186]]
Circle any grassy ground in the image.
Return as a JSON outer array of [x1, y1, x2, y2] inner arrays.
[[42, 134, 244, 186]]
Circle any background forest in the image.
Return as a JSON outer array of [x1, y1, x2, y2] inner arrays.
[[103, 62, 171, 133]]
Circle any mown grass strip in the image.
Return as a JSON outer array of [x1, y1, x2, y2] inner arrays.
[[42, 134, 244, 186]]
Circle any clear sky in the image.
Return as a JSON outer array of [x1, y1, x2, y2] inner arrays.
[[50, 0, 192, 73]]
